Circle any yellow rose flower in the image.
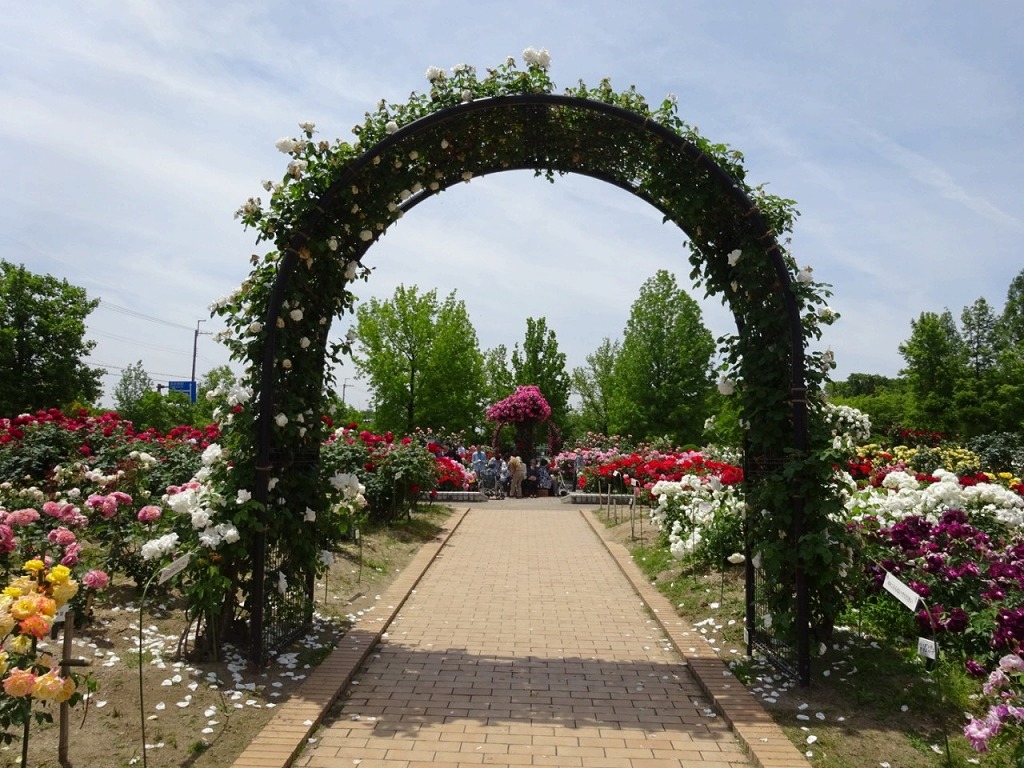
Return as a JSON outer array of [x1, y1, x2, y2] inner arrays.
[[9, 577, 36, 596], [50, 581, 78, 607], [0, 613, 15, 636], [32, 670, 68, 702], [9, 635, 33, 655], [10, 596, 37, 620], [22, 560, 45, 574], [45, 565, 71, 584], [2, 587, 23, 599], [0, 650, 7, 676]]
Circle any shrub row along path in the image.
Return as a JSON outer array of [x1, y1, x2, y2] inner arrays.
[[233, 497, 808, 768]]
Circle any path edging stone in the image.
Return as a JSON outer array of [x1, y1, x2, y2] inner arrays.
[[581, 507, 810, 768], [229, 506, 470, 768]]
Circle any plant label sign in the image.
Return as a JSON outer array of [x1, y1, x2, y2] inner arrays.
[[917, 637, 937, 660], [882, 571, 920, 611], [159, 553, 191, 585]]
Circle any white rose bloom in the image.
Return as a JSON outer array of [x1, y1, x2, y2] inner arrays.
[[716, 377, 735, 396], [727, 249, 742, 266], [359, 229, 373, 241], [191, 509, 212, 529], [275, 413, 288, 427], [304, 507, 316, 522], [328, 237, 339, 251], [385, 120, 399, 134], [290, 308, 303, 322], [300, 337, 311, 349], [796, 267, 814, 283], [277, 572, 288, 595], [425, 66, 445, 82], [319, 550, 335, 566], [275, 137, 299, 153], [236, 489, 251, 504], [344, 261, 358, 280], [220, 524, 240, 544], [298, 120, 315, 132], [201, 444, 223, 466]]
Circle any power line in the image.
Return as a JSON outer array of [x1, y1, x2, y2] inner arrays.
[[95, 299, 196, 331]]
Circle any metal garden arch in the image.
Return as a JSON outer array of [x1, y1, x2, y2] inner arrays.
[[246, 92, 815, 684]]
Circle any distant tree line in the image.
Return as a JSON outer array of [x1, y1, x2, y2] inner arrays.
[[828, 268, 1024, 440]]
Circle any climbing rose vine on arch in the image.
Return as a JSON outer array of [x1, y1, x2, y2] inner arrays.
[[198, 47, 848, 654]]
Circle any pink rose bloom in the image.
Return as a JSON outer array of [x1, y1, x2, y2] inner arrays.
[[47, 527, 77, 546], [0, 524, 16, 554], [60, 543, 82, 566], [42, 501, 64, 517], [82, 570, 110, 590], [3, 668, 37, 698], [6, 508, 40, 526], [137, 505, 162, 523]]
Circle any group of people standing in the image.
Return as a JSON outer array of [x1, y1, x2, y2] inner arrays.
[[469, 447, 556, 498]]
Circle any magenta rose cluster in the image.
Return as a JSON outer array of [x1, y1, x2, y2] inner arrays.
[[485, 385, 552, 424]]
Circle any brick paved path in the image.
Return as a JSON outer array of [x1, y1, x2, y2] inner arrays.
[[296, 506, 755, 768]]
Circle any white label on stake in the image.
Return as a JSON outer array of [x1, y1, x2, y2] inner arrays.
[[882, 571, 920, 611], [54, 604, 70, 624], [917, 637, 937, 659], [159, 553, 191, 585]]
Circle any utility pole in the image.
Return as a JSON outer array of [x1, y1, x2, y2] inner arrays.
[[191, 319, 209, 403], [341, 378, 351, 406]]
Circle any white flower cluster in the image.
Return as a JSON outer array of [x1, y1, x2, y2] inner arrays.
[[522, 47, 551, 69], [329, 472, 368, 511], [648, 477, 743, 559], [821, 402, 872, 450], [847, 468, 1024, 529], [141, 532, 180, 561]]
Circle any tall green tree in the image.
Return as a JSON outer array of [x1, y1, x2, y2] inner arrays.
[[898, 309, 966, 432], [113, 360, 155, 423], [0, 261, 103, 414], [353, 285, 485, 435], [482, 344, 514, 406], [571, 337, 620, 436], [960, 297, 999, 378], [511, 317, 570, 426], [611, 270, 715, 444]]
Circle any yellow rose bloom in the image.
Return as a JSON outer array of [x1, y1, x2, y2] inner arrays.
[[45, 565, 71, 585], [10, 596, 38, 620], [0, 649, 8, 676], [22, 560, 45, 574], [8, 577, 36, 596], [0, 613, 15, 636], [55, 675, 76, 704], [50, 581, 78, 607], [9, 635, 33, 655], [2, 587, 23, 599], [32, 670, 68, 702]]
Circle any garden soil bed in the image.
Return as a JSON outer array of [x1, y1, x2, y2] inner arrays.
[[3, 507, 451, 768]]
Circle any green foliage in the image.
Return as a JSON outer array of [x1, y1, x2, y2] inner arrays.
[[511, 317, 571, 427], [967, 431, 1024, 475], [899, 309, 966, 433], [353, 285, 485, 435], [612, 270, 715, 444], [0, 261, 103, 413], [571, 338, 620, 437], [112, 360, 154, 421]]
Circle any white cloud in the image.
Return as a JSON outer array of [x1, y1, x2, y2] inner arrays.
[[1, 0, 1021, 410]]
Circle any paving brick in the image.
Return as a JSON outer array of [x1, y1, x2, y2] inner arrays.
[[235, 503, 811, 768]]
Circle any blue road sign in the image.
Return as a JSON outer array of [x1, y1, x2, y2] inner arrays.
[[168, 380, 197, 403]]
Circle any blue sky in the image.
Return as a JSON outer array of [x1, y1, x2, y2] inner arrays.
[[2, 2, 1021, 409]]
